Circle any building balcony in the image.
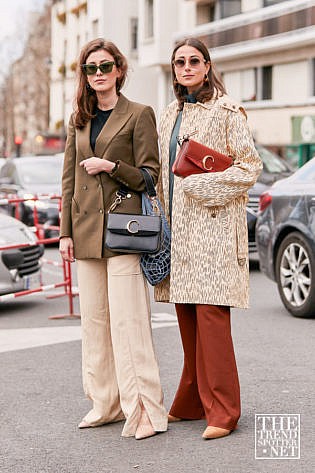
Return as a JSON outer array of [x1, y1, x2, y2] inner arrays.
[[174, 0, 315, 61]]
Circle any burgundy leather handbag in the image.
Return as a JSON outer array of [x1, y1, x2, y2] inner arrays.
[[172, 138, 233, 178]]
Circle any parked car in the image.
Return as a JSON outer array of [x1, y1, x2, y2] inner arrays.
[[0, 213, 44, 296], [0, 155, 63, 238], [247, 145, 293, 254], [256, 157, 315, 318]]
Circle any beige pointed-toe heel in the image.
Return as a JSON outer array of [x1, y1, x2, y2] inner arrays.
[[202, 426, 231, 440], [78, 420, 92, 429]]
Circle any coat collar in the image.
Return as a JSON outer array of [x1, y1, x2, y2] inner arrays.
[[76, 93, 133, 158]]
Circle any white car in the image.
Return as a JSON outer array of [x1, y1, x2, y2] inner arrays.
[[0, 214, 44, 297]]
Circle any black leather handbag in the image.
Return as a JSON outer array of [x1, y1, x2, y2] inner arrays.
[[105, 168, 171, 285], [105, 212, 161, 253], [105, 168, 162, 254]]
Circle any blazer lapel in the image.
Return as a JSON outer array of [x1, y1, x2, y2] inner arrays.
[[94, 94, 133, 159], [76, 120, 93, 158]]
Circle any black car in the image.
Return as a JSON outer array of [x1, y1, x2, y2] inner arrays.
[[247, 145, 293, 254], [256, 157, 315, 318], [0, 155, 63, 239]]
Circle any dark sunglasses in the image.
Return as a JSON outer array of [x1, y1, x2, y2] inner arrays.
[[173, 57, 207, 68], [81, 61, 115, 75]]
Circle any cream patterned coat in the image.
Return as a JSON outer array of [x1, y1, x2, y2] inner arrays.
[[154, 95, 262, 308]]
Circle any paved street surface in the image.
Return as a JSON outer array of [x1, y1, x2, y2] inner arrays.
[[0, 249, 314, 473]]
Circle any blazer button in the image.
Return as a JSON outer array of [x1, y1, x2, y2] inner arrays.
[[99, 209, 103, 213], [83, 185, 87, 190]]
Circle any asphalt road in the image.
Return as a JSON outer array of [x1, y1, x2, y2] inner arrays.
[[0, 249, 314, 473]]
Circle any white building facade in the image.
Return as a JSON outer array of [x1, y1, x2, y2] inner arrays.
[[50, 0, 315, 156], [50, 0, 163, 134]]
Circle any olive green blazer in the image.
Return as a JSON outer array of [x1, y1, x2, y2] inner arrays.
[[60, 94, 160, 259]]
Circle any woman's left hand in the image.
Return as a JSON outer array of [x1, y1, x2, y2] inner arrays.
[[80, 157, 115, 175]]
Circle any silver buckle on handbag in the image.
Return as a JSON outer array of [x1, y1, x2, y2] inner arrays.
[[150, 196, 160, 215], [176, 129, 198, 146]]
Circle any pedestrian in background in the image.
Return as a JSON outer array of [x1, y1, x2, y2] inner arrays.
[[59, 38, 167, 440], [155, 37, 262, 439]]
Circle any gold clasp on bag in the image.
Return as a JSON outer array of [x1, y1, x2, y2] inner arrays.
[[107, 191, 131, 213], [202, 155, 215, 171]]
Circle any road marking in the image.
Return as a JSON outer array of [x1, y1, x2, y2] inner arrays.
[[0, 313, 178, 353]]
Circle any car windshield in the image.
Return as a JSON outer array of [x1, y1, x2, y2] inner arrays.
[[17, 159, 62, 185], [256, 145, 290, 173], [288, 158, 315, 182]]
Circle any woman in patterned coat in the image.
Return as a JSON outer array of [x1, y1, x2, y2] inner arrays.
[[155, 38, 262, 439]]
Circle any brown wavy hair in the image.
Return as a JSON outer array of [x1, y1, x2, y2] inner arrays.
[[74, 38, 128, 129], [171, 38, 226, 110]]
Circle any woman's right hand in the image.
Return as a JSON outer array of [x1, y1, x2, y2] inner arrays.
[[59, 237, 75, 262]]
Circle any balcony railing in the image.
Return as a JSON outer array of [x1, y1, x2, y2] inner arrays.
[[197, 6, 314, 49]]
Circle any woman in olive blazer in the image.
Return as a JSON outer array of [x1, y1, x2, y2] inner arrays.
[[59, 38, 167, 440]]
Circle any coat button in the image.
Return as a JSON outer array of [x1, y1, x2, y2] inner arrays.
[[99, 209, 103, 213], [83, 185, 87, 190], [98, 184, 102, 188]]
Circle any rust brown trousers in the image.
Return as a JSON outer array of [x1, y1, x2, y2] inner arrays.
[[169, 304, 240, 430]]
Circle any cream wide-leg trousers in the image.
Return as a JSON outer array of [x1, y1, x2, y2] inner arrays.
[[76, 254, 167, 437]]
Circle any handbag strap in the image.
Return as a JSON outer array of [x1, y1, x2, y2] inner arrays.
[[140, 167, 156, 198], [108, 167, 157, 213]]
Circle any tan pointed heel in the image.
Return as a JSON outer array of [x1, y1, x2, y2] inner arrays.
[[202, 426, 231, 439], [168, 414, 182, 423]]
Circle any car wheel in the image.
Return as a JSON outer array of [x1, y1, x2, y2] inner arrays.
[[275, 232, 315, 318]]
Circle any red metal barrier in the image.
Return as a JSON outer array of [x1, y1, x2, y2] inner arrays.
[[0, 194, 80, 319]]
